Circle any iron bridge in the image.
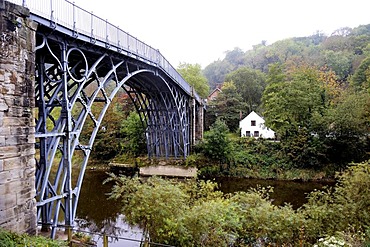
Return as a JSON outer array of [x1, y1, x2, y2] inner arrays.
[[7, 0, 204, 238]]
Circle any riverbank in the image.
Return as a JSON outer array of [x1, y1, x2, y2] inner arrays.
[[108, 162, 198, 178], [88, 156, 337, 182], [197, 164, 337, 182]]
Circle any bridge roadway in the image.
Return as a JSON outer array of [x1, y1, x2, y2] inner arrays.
[[6, 0, 204, 238]]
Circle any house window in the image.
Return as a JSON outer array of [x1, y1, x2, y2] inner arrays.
[[251, 120, 256, 126], [246, 131, 251, 137], [254, 131, 259, 137]]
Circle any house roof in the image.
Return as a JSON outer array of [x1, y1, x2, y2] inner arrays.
[[207, 87, 222, 98], [240, 111, 264, 122]]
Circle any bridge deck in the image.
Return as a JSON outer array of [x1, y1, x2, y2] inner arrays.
[[8, 0, 201, 102]]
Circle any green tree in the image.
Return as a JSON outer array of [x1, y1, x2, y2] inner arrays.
[[120, 111, 146, 157], [203, 59, 233, 88], [327, 90, 370, 136], [177, 63, 210, 98], [89, 95, 127, 161], [225, 67, 266, 112], [351, 56, 370, 90], [262, 65, 330, 167], [262, 64, 288, 138], [200, 119, 232, 163], [106, 161, 370, 246], [323, 90, 370, 165], [321, 50, 352, 80], [206, 82, 246, 132], [301, 161, 370, 242], [179, 198, 241, 246], [244, 43, 270, 72], [267, 39, 305, 63], [321, 34, 351, 52], [224, 47, 245, 69], [263, 65, 325, 139]]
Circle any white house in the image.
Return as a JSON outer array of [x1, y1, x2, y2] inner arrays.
[[239, 111, 275, 139]]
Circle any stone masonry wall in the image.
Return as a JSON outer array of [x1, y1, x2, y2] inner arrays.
[[0, 0, 37, 234]]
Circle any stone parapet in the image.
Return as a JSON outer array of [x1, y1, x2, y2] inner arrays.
[[0, 0, 37, 235]]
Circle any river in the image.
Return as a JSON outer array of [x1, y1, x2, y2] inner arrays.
[[74, 169, 334, 246]]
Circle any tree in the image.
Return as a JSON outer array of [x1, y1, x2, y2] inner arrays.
[[200, 119, 232, 163], [106, 175, 190, 244], [244, 44, 270, 72], [302, 161, 370, 241], [225, 67, 266, 112], [203, 59, 233, 88], [323, 90, 370, 165], [267, 39, 305, 63], [321, 35, 351, 52], [177, 63, 210, 98], [106, 160, 370, 246], [262, 64, 288, 137], [263, 63, 370, 167], [120, 111, 146, 157], [331, 27, 352, 37], [206, 82, 246, 132], [351, 56, 370, 90], [262, 65, 330, 167], [320, 50, 352, 80], [263, 65, 325, 139], [88, 94, 128, 161], [224, 47, 245, 69], [350, 24, 370, 36]]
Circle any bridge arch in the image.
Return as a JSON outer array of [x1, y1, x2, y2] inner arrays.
[[34, 28, 194, 237]]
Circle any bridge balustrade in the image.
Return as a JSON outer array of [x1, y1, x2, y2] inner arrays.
[[10, 0, 198, 101]]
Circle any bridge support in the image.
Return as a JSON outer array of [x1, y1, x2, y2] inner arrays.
[[0, 0, 37, 235], [190, 95, 204, 147]]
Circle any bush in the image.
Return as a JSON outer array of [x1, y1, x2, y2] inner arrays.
[[230, 187, 305, 245], [107, 161, 370, 246], [105, 175, 189, 244], [199, 119, 233, 163], [177, 198, 241, 246], [0, 228, 67, 247], [301, 160, 370, 242]]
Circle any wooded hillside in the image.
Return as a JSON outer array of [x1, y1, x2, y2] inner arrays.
[[204, 24, 370, 89]]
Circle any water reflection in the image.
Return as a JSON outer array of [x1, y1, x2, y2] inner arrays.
[[215, 177, 334, 209], [75, 170, 143, 246]]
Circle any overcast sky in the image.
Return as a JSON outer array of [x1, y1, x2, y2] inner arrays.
[[74, 0, 370, 68]]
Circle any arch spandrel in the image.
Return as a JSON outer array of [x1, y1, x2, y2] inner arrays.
[[34, 33, 192, 237]]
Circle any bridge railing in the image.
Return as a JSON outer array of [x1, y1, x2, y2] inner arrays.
[[8, 0, 201, 102], [65, 227, 176, 247]]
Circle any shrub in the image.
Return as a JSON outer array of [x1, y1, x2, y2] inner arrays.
[[230, 187, 305, 245], [0, 228, 67, 247], [199, 119, 233, 163], [106, 161, 370, 246], [301, 160, 370, 242], [177, 198, 241, 247], [105, 175, 189, 244]]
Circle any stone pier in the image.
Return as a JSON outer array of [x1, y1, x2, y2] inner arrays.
[[0, 0, 37, 235]]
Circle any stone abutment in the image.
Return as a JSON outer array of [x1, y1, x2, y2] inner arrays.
[[0, 0, 37, 235]]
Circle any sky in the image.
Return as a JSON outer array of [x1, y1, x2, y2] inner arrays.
[[74, 0, 370, 68]]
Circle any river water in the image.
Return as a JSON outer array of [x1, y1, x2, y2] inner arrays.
[[74, 170, 334, 246]]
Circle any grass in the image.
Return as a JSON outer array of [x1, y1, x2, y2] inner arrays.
[[0, 228, 67, 247]]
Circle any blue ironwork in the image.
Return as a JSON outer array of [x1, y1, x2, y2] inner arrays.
[[6, 0, 204, 238]]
